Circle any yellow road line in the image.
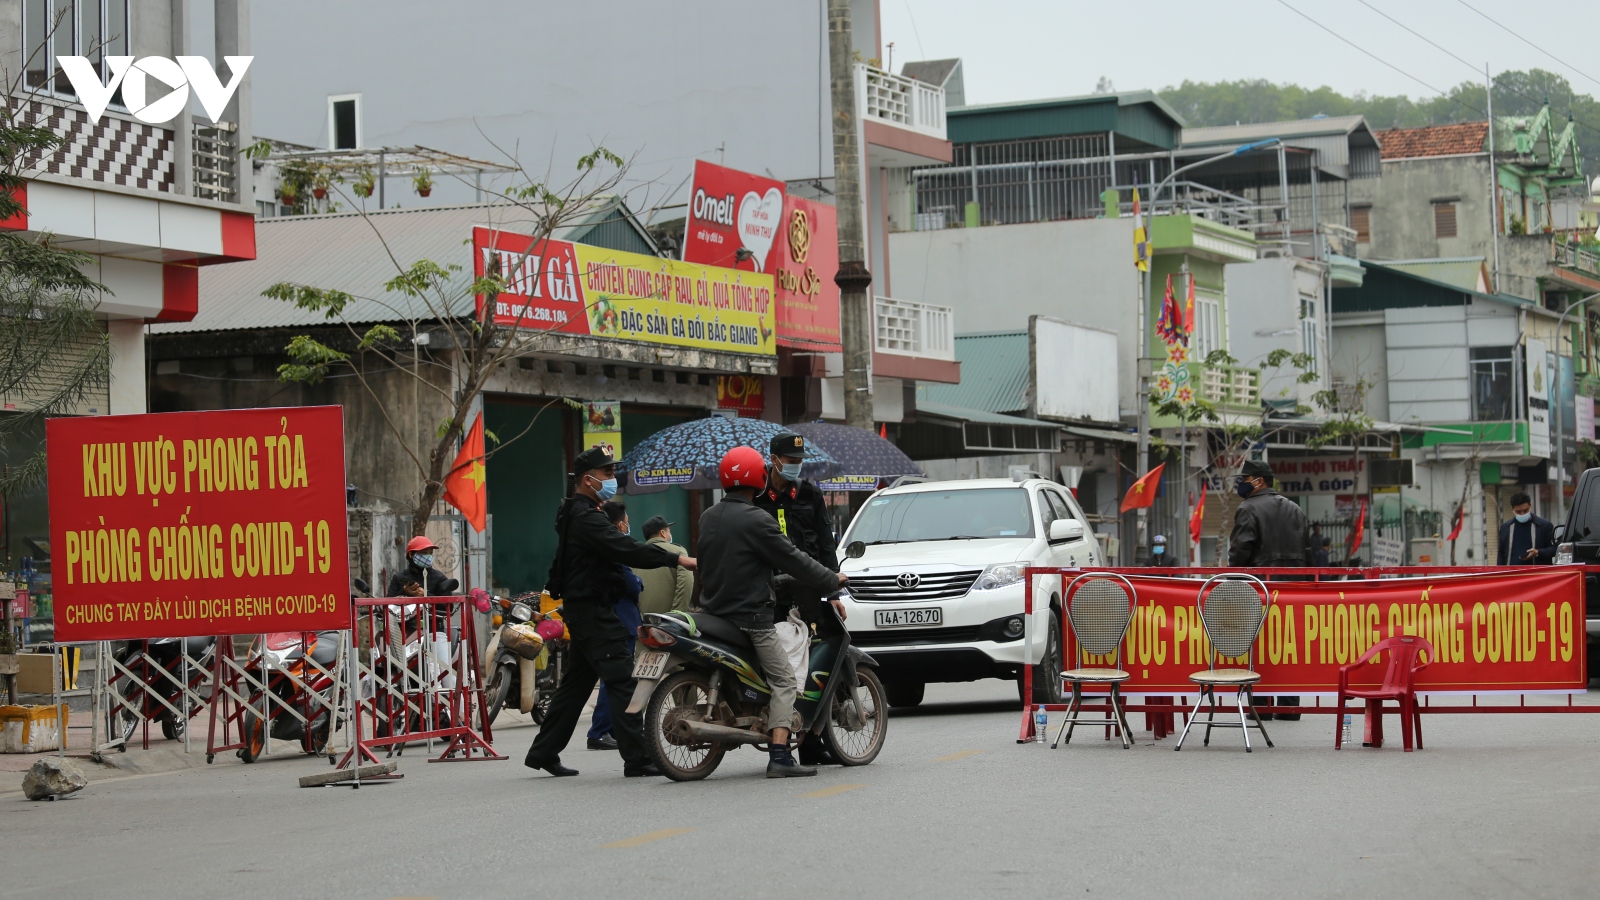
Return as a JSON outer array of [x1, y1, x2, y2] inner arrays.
[[601, 827, 696, 849], [799, 783, 866, 798], [933, 749, 985, 762]]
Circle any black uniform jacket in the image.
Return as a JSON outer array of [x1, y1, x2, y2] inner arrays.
[[1227, 489, 1314, 567], [753, 475, 839, 572], [698, 493, 840, 629], [546, 494, 678, 606]]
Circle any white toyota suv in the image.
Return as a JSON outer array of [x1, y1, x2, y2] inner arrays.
[[836, 477, 1102, 708]]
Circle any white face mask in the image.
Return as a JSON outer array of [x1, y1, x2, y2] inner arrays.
[[1515, 512, 1531, 524]]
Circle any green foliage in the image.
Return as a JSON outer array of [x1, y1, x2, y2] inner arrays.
[[1159, 68, 1600, 174], [357, 323, 400, 350], [385, 259, 457, 299], [244, 138, 273, 160], [412, 167, 433, 193], [263, 281, 355, 319], [277, 335, 349, 384]]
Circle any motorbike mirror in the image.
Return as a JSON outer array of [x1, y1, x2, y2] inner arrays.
[[440, 578, 461, 594], [845, 541, 866, 559], [352, 578, 370, 595]]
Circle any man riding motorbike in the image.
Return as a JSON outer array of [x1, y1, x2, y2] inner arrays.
[[387, 536, 453, 598], [698, 446, 848, 777]]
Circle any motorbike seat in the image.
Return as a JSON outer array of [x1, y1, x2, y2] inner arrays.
[[684, 612, 754, 653], [308, 632, 341, 667]]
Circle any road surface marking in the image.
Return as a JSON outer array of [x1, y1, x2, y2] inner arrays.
[[602, 827, 695, 849], [933, 749, 985, 762], [800, 783, 866, 798]]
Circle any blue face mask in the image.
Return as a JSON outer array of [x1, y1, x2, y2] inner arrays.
[[1152, 545, 1165, 555], [412, 553, 434, 569], [595, 477, 618, 501], [780, 462, 803, 480], [1235, 480, 1256, 499], [1515, 512, 1531, 524]]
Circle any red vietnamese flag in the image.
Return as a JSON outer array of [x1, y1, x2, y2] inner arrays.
[[1348, 497, 1368, 555], [442, 414, 488, 532], [1183, 272, 1196, 335], [1189, 480, 1207, 545], [1120, 463, 1165, 513], [1446, 504, 1465, 541]]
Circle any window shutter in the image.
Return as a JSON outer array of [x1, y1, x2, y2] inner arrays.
[[1434, 202, 1458, 238], [1351, 206, 1371, 243]]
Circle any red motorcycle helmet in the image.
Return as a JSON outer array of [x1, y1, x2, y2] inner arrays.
[[406, 536, 438, 554], [719, 445, 768, 490]]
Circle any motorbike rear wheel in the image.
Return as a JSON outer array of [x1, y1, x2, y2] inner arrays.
[[160, 714, 185, 741], [645, 670, 727, 782], [821, 667, 887, 766], [107, 705, 138, 750]]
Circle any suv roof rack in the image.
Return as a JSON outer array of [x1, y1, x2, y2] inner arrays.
[[886, 475, 930, 489]]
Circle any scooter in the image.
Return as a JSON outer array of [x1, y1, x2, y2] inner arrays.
[[483, 592, 568, 724], [627, 588, 887, 782], [236, 630, 344, 763], [105, 636, 216, 749]]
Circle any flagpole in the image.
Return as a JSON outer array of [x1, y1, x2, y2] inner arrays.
[[1135, 187, 1150, 565]]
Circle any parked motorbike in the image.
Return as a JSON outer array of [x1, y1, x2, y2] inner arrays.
[[628, 590, 887, 781], [484, 592, 568, 725], [105, 636, 216, 749], [235, 630, 344, 763], [364, 577, 465, 749]]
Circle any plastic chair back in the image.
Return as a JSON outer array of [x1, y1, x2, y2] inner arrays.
[[1366, 634, 1435, 692], [1065, 573, 1137, 662], [1197, 575, 1269, 667]]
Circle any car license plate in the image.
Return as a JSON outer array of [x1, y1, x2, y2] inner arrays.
[[632, 650, 669, 680], [874, 607, 942, 628]]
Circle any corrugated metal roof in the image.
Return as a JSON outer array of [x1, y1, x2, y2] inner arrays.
[[153, 199, 645, 334], [1179, 116, 1381, 180], [948, 90, 1185, 149], [915, 331, 1029, 413], [1378, 258, 1488, 292], [914, 401, 1060, 429], [1181, 115, 1370, 145]]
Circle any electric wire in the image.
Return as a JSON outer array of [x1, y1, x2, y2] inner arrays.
[[1454, 0, 1600, 92]]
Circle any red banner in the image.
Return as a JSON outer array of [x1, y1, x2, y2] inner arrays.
[[683, 160, 841, 351], [47, 407, 351, 640], [1057, 570, 1586, 693]]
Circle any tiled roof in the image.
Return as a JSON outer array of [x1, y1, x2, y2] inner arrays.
[[1376, 122, 1488, 159]]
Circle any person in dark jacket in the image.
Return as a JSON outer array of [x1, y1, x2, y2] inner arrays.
[[1147, 534, 1173, 566], [524, 447, 696, 778], [586, 501, 645, 751], [1227, 459, 1311, 719], [754, 431, 839, 575], [1497, 491, 1557, 565], [699, 446, 846, 777], [386, 535, 454, 598]]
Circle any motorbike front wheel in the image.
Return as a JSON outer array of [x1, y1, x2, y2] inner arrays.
[[238, 712, 266, 763], [485, 662, 515, 724], [644, 670, 727, 782], [822, 667, 887, 766]]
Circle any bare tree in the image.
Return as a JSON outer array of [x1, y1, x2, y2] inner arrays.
[[266, 146, 636, 537]]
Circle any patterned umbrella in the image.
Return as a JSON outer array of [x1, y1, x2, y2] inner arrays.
[[789, 422, 923, 491], [621, 416, 841, 494]]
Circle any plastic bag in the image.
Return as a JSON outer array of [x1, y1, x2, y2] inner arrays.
[[772, 607, 811, 688]]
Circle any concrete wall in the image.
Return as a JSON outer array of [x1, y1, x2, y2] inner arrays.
[[1329, 318, 1389, 421], [1227, 256, 1325, 404], [1347, 155, 1494, 263], [889, 218, 1140, 418]]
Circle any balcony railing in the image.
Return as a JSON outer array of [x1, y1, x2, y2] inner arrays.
[[192, 120, 239, 201], [1192, 361, 1260, 411], [855, 63, 946, 140], [875, 296, 954, 360], [1553, 238, 1600, 277]]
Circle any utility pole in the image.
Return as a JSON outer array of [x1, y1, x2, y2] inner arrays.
[[1486, 63, 1501, 293], [828, 0, 874, 430]]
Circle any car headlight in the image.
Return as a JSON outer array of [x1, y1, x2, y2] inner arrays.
[[509, 602, 533, 623], [973, 563, 1025, 592]]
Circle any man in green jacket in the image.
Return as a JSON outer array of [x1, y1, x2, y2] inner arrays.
[[635, 515, 693, 615]]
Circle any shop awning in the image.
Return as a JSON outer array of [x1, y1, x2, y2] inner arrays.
[[1064, 426, 1137, 444], [915, 402, 1062, 453]]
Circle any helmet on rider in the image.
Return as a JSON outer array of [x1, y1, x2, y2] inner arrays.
[[719, 445, 768, 491], [405, 536, 438, 554]]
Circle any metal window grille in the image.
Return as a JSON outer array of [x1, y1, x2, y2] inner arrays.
[[914, 134, 1113, 230], [22, 1, 129, 96], [192, 120, 238, 200]]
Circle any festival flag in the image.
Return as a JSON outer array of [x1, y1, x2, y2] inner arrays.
[[1189, 480, 1207, 546], [1120, 462, 1165, 513], [1446, 504, 1465, 542], [442, 413, 488, 532], [1183, 270, 1196, 336], [1132, 188, 1149, 272], [1348, 497, 1368, 556]]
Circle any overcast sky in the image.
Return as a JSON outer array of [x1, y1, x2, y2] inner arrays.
[[881, 0, 1600, 105]]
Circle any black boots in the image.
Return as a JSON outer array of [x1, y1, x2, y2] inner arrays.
[[767, 746, 818, 778]]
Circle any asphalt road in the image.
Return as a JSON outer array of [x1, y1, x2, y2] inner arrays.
[[5, 681, 1599, 899]]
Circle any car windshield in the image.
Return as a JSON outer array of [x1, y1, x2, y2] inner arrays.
[[848, 488, 1034, 543]]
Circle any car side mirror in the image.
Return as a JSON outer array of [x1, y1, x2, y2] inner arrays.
[[1554, 524, 1565, 542], [845, 541, 866, 559], [1049, 519, 1085, 542]]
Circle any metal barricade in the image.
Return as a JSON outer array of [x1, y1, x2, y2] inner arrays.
[[206, 631, 348, 764], [333, 595, 502, 782], [97, 636, 216, 755]]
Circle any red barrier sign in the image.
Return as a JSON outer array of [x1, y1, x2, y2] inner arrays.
[[1063, 570, 1586, 693], [47, 406, 350, 641]]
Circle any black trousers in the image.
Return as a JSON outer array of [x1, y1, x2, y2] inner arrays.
[[526, 600, 647, 768]]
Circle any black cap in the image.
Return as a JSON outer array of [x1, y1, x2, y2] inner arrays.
[[770, 431, 806, 457], [573, 446, 615, 476], [642, 515, 673, 537], [1241, 459, 1274, 480]]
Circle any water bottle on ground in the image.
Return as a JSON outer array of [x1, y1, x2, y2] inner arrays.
[[1034, 708, 1048, 743], [1341, 713, 1352, 745]]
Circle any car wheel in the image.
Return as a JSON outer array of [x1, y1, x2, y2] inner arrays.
[[885, 680, 925, 709], [1018, 611, 1064, 705]]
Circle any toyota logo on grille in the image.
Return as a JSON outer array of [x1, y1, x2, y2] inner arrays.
[[896, 572, 921, 590]]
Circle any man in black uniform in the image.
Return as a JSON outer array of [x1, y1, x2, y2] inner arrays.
[[524, 447, 696, 778], [1228, 458, 1313, 720], [753, 432, 846, 763]]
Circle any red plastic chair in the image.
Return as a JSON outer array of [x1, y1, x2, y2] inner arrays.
[[1335, 634, 1434, 752]]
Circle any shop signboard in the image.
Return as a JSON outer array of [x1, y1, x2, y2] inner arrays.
[[1269, 456, 1368, 495], [474, 227, 776, 357], [682, 160, 841, 351], [1527, 338, 1550, 458], [580, 401, 621, 458], [716, 375, 766, 416], [46, 406, 351, 641], [1576, 394, 1594, 443], [1061, 569, 1586, 694]]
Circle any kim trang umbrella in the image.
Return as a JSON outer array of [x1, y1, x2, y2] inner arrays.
[[621, 416, 841, 494], [788, 422, 923, 491]]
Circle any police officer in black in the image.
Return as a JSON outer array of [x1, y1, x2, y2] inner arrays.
[[754, 432, 846, 763], [524, 447, 696, 778]]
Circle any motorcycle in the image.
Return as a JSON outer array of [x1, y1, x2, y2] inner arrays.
[[362, 576, 466, 750], [105, 636, 216, 749], [627, 589, 887, 781], [235, 630, 344, 763], [483, 592, 569, 724]]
